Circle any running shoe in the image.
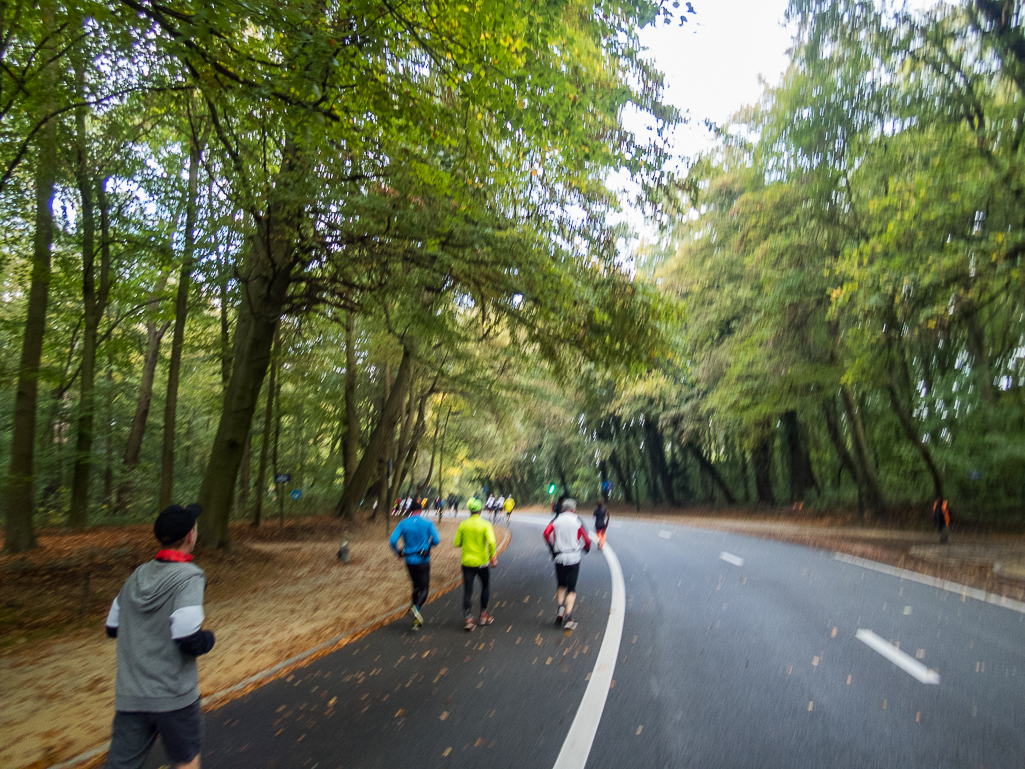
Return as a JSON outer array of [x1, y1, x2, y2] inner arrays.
[[555, 605, 566, 625], [410, 605, 423, 630], [464, 615, 476, 632], [478, 611, 494, 626], [563, 615, 578, 630]]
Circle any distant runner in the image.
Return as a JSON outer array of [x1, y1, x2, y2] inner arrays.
[[495, 495, 505, 523], [103, 504, 214, 769], [389, 498, 441, 630], [933, 497, 952, 544], [593, 497, 610, 549], [454, 497, 497, 631], [543, 498, 591, 630], [503, 495, 515, 526]]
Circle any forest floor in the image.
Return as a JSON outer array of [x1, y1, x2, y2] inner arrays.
[[0, 514, 511, 769], [2, 506, 1023, 769]]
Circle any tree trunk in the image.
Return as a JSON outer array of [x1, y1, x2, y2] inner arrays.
[[374, 363, 394, 521], [388, 385, 421, 505], [739, 446, 750, 503], [67, 62, 101, 529], [686, 442, 737, 504], [219, 251, 232, 389], [964, 301, 995, 404], [103, 357, 114, 509], [196, 146, 303, 547], [335, 350, 413, 519], [4, 5, 58, 553], [237, 433, 250, 511], [160, 137, 202, 510], [625, 447, 641, 511], [821, 396, 860, 489], [840, 386, 885, 516], [888, 385, 945, 500], [252, 327, 280, 527], [343, 310, 358, 492], [608, 450, 632, 503], [116, 275, 170, 515], [752, 430, 775, 506], [643, 418, 677, 506], [667, 441, 693, 504], [557, 461, 572, 497], [424, 398, 442, 496], [437, 406, 452, 503], [781, 410, 819, 503], [273, 354, 284, 527]]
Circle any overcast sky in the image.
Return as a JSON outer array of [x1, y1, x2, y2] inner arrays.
[[639, 0, 795, 161], [614, 0, 794, 239]]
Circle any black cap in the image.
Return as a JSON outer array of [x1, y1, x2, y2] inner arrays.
[[154, 504, 202, 545]]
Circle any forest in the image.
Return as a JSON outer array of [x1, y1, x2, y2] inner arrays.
[[2, 0, 1024, 555]]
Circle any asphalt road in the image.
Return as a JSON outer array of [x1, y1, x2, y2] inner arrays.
[[141, 513, 1025, 769]]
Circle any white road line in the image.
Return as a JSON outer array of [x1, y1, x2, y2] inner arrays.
[[835, 553, 1025, 615], [658, 530, 672, 539], [553, 543, 626, 769], [719, 552, 745, 567], [855, 629, 940, 685]]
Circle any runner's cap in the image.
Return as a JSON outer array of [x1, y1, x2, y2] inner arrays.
[[154, 504, 203, 544]]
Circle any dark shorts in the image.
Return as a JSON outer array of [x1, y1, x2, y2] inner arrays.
[[555, 562, 580, 592], [105, 699, 203, 768]]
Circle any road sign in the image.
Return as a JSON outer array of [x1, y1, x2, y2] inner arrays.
[[547, 483, 557, 495], [602, 480, 613, 494], [290, 489, 302, 500], [274, 473, 291, 484]]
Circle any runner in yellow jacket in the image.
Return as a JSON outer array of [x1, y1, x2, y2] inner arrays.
[[503, 495, 515, 526], [454, 497, 497, 631]]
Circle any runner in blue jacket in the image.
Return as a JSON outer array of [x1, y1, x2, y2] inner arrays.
[[389, 498, 441, 630]]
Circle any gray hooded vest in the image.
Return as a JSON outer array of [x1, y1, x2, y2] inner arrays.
[[108, 560, 207, 712]]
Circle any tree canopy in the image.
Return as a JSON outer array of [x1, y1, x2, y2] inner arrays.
[[4, 0, 1024, 555]]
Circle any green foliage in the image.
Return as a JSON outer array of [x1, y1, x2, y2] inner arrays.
[[0, 0, 681, 542], [639, 0, 1025, 518]]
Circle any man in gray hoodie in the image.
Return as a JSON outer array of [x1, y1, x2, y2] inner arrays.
[[103, 504, 215, 769]]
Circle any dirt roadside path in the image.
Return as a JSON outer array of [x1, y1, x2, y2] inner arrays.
[[1, 515, 512, 769]]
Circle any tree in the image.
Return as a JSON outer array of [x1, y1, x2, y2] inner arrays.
[[4, 0, 61, 552]]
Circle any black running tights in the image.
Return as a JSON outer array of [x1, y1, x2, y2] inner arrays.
[[406, 562, 431, 609], [461, 565, 490, 616]]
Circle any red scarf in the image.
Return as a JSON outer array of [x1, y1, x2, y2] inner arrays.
[[156, 549, 193, 563]]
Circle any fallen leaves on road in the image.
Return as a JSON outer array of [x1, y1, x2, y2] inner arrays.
[[1, 515, 510, 769]]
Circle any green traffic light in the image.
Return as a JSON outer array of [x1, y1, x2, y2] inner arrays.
[[547, 484, 556, 494]]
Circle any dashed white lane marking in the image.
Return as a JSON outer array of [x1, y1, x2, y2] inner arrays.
[[835, 553, 1025, 614], [658, 530, 672, 539], [855, 629, 940, 685], [719, 552, 745, 567], [552, 543, 626, 769]]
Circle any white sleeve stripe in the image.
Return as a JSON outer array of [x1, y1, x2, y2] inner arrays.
[[169, 605, 205, 639], [106, 597, 120, 627]]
